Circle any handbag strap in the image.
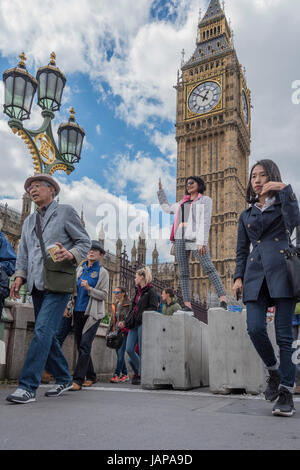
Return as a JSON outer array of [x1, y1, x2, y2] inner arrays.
[[35, 212, 47, 264], [112, 304, 116, 332]]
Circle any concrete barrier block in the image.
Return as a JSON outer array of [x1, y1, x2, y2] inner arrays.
[[141, 311, 209, 390], [208, 308, 276, 395]]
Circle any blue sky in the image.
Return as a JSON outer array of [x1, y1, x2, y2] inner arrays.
[[1, 0, 300, 261]]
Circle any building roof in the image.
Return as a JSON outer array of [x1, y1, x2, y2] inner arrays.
[[200, 0, 224, 25], [183, 34, 232, 69]]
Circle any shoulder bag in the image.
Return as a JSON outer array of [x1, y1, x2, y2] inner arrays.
[[283, 227, 300, 301], [35, 213, 77, 294], [106, 304, 125, 350]]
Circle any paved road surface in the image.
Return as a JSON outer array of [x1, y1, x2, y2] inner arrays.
[[1, 383, 300, 450]]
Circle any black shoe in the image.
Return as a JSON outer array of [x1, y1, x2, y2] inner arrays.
[[45, 381, 73, 397], [220, 301, 227, 310], [264, 369, 280, 402], [272, 387, 295, 417], [131, 374, 141, 385]]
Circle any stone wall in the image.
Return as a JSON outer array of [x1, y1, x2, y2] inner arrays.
[[0, 301, 116, 382]]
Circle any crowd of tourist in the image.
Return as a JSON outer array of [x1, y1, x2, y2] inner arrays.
[[1, 161, 300, 418]]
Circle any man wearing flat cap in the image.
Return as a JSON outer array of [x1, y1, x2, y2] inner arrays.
[[7, 174, 91, 404]]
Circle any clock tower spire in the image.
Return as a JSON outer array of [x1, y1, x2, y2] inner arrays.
[[175, 1, 251, 301]]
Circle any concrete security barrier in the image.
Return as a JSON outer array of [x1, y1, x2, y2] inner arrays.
[[0, 301, 117, 382], [141, 311, 209, 390], [208, 307, 277, 395]]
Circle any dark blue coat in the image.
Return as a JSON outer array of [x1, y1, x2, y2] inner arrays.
[[234, 185, 300, 303]]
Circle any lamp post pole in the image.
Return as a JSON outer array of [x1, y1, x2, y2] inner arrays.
[[2, 52, 85, 176]]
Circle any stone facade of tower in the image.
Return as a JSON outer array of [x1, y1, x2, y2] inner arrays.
[[137, 225, 146, 266], [0, 192, 32, 250], [175, 0, 251, 301]]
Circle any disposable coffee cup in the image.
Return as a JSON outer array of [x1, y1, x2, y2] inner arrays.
[[47, 244, 59, 262]]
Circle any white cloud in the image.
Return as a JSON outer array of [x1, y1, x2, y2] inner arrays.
[[96, 124, 101, 136], [108, 150, 176, 205]]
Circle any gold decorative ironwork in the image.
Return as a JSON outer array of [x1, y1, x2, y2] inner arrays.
[[69, 107, 75, 120], [16, 129, 41, 173], [50, 52, 56, 64], [19, 52, 27, 67], [49, 164, 68, 175], [34, 133, 55, 165]]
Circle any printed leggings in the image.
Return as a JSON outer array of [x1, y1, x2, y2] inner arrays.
[[174, 239, 226, 302]]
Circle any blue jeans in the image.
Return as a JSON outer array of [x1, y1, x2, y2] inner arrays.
[[114, 335, 128, 376], [126, 325, 142, 375], [19, 288, 72, 393], [246, 279, 296, 391]]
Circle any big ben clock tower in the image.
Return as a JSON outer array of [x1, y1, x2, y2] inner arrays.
[[175, 0, 251, 301]]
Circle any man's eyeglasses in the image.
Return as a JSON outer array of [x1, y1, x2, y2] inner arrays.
[[28, 183, 43, 192]]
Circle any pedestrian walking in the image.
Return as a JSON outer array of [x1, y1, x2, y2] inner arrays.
[[233, 159, 300, 417], [108, 286, 131, 383], [158, 177, 227, 312], [293, 303, 300, 395], [7, 174, 91, 404], [71, 241, 109, 391], [118, 267, 159, 385], [161, 288, 181, 316], [0, 231, 16, 318]]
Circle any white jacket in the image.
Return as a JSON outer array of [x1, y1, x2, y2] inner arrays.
[[157, 189, 212, 250]]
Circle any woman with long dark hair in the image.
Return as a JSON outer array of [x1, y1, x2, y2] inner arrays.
[[158, 176, 227, 311], [233, 159, 300, 417]]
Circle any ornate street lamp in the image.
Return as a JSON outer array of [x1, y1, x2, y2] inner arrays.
[[58, 107, 85, 164], [2, 52, 85, 175]]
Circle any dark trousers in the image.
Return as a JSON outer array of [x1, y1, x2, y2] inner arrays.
[[246, 279, 296, 390], [57, 316, 72, 346], [73, 311, 100, 385]]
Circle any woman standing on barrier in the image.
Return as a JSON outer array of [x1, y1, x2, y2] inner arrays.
[[158, 177, 227, 312], [233, 159, 300, 417], [118, 267, 159, 385]]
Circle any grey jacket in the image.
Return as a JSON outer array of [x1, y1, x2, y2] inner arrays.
[[157, 189, 212, 250], [75, 263, 109, 335], [15, 200, 91, 293]]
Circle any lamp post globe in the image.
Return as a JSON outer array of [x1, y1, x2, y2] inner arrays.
[[2, 52, 37, 123], [58, 107, 85, 164], [36, 52, 66, 113]]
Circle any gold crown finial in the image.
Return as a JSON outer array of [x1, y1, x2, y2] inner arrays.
[[69, 107, 75, 120], [19, 52, 27, 67], [50, 52, 56, 64]]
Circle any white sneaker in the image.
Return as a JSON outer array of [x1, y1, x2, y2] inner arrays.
[[6, 388, 36, 404], [45, 382, 73, 397]]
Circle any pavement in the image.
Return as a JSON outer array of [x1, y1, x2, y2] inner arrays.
[[1, 382, 300, 451]]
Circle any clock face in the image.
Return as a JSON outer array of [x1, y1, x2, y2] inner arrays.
[[188, 81, 222, 115], [242, 90, 249, 125]]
